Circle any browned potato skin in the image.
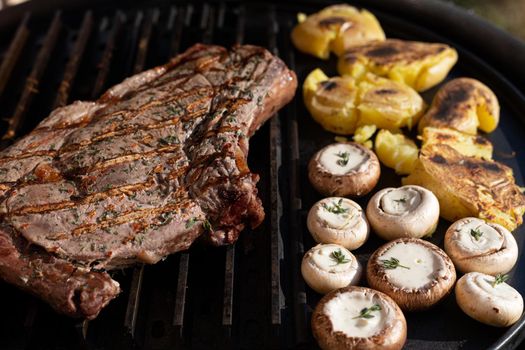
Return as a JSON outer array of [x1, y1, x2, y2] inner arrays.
[[338, 39, 458, 92], [312, 286, 407, 350], [291, 4, 385, 59], [403, 144, 525, 231], [308, 142, 381, 197], [418, 78, 500, 134]]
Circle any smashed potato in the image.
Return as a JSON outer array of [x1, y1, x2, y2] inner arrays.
[[421, 127, 493, 159], [403, 144, 525, 231], [375, 129, 419, 175], [291, 4, 385, 59], [418, 78, 500, 134], [303, 69, 425, 135], [337, 39, 457, 91], [353, 124, 376, 148]]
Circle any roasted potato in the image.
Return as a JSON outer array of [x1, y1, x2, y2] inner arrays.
[[402, 144, 525, 231], [375, 129, 419, 175], [337, 39, 458, 91], [353, 124, 376, 148], [357, 73, 425, 131], [291, 4, 385, 59], [303, 69, 425, 135], [421, 127, 493, 159], [418, 78, 500, 134]]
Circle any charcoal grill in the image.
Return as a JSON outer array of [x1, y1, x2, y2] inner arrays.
[[1, 1, 525, 349]]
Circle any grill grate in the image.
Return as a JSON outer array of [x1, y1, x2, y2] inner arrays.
[[0, 2, 304, 349]]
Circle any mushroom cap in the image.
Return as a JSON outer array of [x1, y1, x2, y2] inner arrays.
[[307, 197, 370, 250], [444, 217, 518, 275], [456, 272, 523, 327], [367, 238, 456, 311], [312, 286, 407, 350], [308, 142, 380, 197], [301, 244, 362, 294], [366, 185, 440, 240]]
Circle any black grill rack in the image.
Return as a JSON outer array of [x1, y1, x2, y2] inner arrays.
[[0, 2, 311, 349], [2, 1, 525, 350]]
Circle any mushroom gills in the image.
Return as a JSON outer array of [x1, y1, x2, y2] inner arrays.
[[319, 143, 369, 175], [380, 187, 422, 215], [324, 291, 388, 337], [382, 243, 446, 289]]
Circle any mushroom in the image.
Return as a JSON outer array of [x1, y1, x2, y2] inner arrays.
[[456, 272, 523, 327], [367, 238, 456, 311], [302, 244, 362, 294], [312, 286, 407, 350], [308, 142, 380, 197], [307, 197, 369, 250], [444, 217, 518, 275], [366, 185, 439, 240]]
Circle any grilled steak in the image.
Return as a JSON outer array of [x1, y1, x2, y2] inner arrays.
[[0, 44, 297, 319]]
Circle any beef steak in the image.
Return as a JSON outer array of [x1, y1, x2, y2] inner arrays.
[[0, 44, 297, 319]]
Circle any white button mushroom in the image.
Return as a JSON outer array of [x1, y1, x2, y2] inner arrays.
[[444, 217, 518, 275], [301, 244, 362, 294], [456, 272, 523, 327], [366, 185, 440, 240], [312, 286, 407, 350], [307, 197, 369, 250], [308, 142, 380, 197], [367, 238, 456, 311]]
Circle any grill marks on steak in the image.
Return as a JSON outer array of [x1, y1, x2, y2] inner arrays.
[[0, 44, 297, 318]]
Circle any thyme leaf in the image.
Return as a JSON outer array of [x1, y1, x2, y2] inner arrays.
[[492, 274, 509, 288], [330, 249, 351, 265], [352, 304, 381, 319], [381, 257, 410, 270], [470, 228, 483, 241], [185, 217, 198, 229], [322, 199, 348, 215], [393, 198, 407, 204], [335, 151, 350, 166]]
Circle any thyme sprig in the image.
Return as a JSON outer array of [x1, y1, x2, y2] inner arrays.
[[393, 197, 407, 204], [492, 274, 509, 288], [330, 249, 350, 265], [322, 199, 348, 215], [352, 304, 382, 319], [381, 257, 410, 270], [335, 151, 350, 166], [470, 228, 483, 241]]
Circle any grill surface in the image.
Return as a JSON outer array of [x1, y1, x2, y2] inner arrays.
[[0, 1, 525, 349]]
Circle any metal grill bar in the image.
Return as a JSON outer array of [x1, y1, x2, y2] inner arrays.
[[283, 20, 308, 345], [53, 11, 93, 108], [268, 6, 284, 329], [91, 11, 123, 98], [1, 11, 61, 142], [221, 3, 245, 337], [0, 12, 29, 98], [123, 9, 158, 338], [171, 4, 190, 340]]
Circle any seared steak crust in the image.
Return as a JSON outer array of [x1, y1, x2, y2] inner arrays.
[[0, 44, 297, 318]]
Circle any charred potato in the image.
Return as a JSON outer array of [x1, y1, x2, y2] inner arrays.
[[337, 39, 457, 91], [303, 69, 359, 134], [357, 73, 425, 131], [421, 127, 493, 159], [303, 69, 425, 135], [292, 5, 385, 59], [375, 129, 419, 175], [402, 144, 525, 231], [418, 78, 500, 134]]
